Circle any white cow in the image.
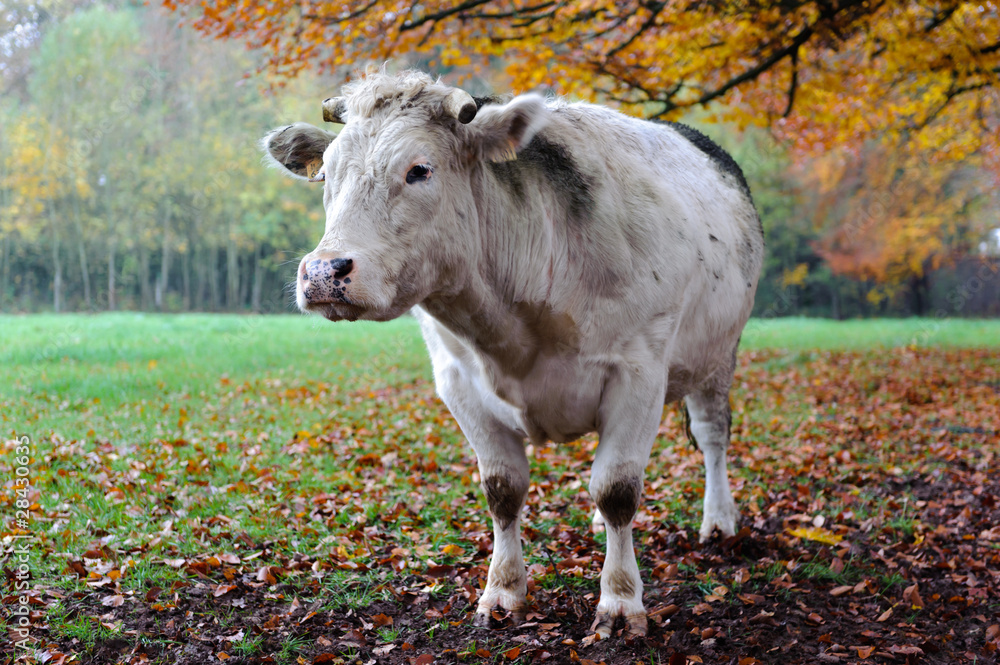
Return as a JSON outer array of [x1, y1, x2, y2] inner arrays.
[[264, 70, 764, 637]]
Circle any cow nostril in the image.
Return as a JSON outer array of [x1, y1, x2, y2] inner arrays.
[[331, 258, 353, 279]]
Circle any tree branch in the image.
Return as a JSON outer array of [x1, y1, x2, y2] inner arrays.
[[301, 1, 380, 25], [604, 2, 665, 59], [783, 47, 799, 117], [401, 0, 495, 31]]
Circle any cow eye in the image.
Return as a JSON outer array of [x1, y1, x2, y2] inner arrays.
[[406, 164, 432, 184]]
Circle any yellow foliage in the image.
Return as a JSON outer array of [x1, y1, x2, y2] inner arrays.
[[781, 263, 810, 288], [0, 114, 90, 238], [162, 0, 999, 180]]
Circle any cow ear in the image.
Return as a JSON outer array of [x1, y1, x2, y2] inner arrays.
[[261, 123, 336, 180], [466, 94, 549, 163]]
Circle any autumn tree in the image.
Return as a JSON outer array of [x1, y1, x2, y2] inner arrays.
[[0, 2, 324, 312], [805, 146, 990, 313], [163, 0, 999, 166], [160, 0, 999, 309]]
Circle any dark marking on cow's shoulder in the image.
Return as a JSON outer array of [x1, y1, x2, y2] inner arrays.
[[652, 270, 661, 283], [697, 249, 704, 262], [709, 234, 718, 242], [488, 135, 595, 221], [594, 476, 642, 529], [487, 160, 526, 203], [482, 475, 525, 530], [655, 120, 752, 201]]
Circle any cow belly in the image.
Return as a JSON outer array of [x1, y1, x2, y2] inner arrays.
[[511, 355, 604, 443], [416, 309, 603, 444]]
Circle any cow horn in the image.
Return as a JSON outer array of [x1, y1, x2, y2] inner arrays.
[[443, 89, 477, 124], [322, 97, 346, 124]]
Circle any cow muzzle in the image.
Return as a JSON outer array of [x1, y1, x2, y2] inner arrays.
[[298, 253, 356, 313]]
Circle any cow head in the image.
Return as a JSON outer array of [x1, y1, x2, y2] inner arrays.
[[262, 70, 549, 322]]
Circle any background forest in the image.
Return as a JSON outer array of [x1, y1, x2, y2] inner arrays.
[[1, 0, 998, 318]]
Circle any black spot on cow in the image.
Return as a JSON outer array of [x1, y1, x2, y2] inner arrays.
[[482, 475, 526, 530], [488, 160, 526, 202], [594, 476, 642, 530], [737, 235, 759, 283], [709, 234, 719, 242], [488, 135, 595, 221], [697, 249, 704, 262], [654, 120, 753, 201]]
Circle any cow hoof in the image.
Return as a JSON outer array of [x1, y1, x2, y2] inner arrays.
[[473, 606, 525, 628], [591, 611, 614, 639], [627, 613, 648, 637], [699, 503, 738, 543], [699, 518, 738, 543], [590, 611, 648, 639]]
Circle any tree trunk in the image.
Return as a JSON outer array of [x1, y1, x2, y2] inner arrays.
[[0, 233, 9, 310], [51, 228, 63, 313], [194, 243, 206, 311], [251, 245, 263, 314], [72, 196, 92, 311], [181, 242, 191, 310], [238, 251, 250, 309], [76, 237, 92, 311], [209, 245, 220, 311], [226, 233, 239, 310], [139, 242, 152, 310], [158, 207, 172, 310], [107, 239, 117, 311]]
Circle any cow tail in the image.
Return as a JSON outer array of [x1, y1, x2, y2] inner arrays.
[[683, 403, 698, 449]]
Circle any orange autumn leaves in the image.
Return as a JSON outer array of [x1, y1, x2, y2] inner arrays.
[[161, 0, 1000, 298], [163, 0, 999, 166]]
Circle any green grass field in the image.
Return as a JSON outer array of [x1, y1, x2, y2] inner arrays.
[[3, 313, 995, 433], [2, 313, 999, 664]]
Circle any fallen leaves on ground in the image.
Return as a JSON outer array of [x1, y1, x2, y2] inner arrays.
[[2, 347, 999, 664]]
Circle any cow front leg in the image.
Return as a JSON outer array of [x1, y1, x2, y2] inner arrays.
[[686, 388, 738, 542], [589, 369, 663, 638], [473, 433, 530, 625]]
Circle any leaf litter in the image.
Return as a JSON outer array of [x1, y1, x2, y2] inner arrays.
[[2, 347, 999, 664]]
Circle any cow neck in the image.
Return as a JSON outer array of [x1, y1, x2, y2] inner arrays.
[[418, 162, 572, 377]]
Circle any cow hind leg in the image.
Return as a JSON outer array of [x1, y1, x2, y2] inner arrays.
[[685, 386, 739, 542]]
